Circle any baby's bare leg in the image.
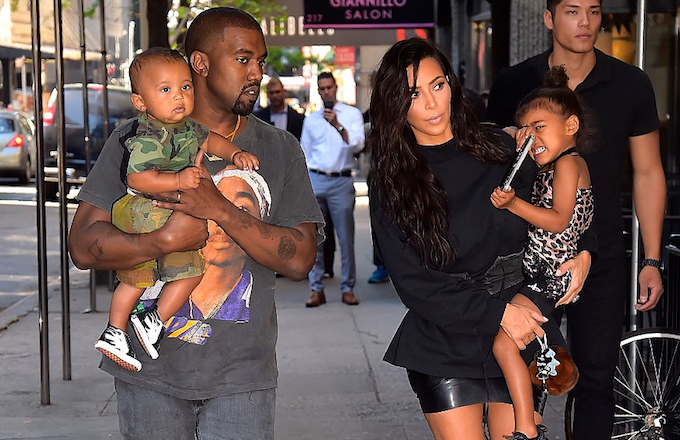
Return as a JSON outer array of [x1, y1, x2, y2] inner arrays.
[[156, 275, 203, 321], [109, 283, 145, 330], [493, 293, 541, 437]]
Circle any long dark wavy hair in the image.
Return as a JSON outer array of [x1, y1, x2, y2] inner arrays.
[[368, 38, 512, 269]]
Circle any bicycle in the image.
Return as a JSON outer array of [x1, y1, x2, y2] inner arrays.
[[564, 328, 680, 440], [563, 240, 680, 439]]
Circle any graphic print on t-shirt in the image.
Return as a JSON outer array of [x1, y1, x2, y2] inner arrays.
[[135, 166, 272, 346]]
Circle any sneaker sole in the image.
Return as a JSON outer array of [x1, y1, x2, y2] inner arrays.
[[130, 314, 160, 360], [368, 278, 389, 284], [94, 341, 141, 372]]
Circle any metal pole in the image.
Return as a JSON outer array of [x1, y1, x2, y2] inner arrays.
[[77, 0, 97, 314], [21, 57, 27, 111], [99, 0, 110, 140], [125, 21, 136, 86], [629, 0, 649, 332], [31, 0, 50, 406], [53, 0, 72, 381]]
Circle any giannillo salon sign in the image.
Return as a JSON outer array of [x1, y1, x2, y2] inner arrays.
[[303, 0, 434, 29]]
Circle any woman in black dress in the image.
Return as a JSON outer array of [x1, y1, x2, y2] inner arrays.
[[367, 38, 592, 440]]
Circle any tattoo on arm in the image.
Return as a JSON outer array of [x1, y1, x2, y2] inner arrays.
[[256, 220, 272, 239], [88, 238, 104, 261], [278, 236, 295, 260], [239, 212, 255, 229]]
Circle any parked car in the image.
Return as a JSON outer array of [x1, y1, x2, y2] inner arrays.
[[42, 83, 139, 199], [0, 110, 37, 184]]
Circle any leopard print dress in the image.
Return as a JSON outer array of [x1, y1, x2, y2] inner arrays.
[[523, 150, 594, 300]]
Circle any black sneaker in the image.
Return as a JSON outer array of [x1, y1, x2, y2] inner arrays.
[[130, 307, 165, 360], [94, 324, 142, 372], [503, 425, 549, 440], [536, 424, 548, 440]]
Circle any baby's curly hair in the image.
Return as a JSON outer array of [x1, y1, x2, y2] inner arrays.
[[129, 47, 187, 94]]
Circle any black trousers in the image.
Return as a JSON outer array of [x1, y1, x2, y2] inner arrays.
[[552, 256, 627, 440]]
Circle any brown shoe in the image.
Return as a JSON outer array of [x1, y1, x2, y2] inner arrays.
[[306, 291, 326, 308], [341, 291, 359, 305]]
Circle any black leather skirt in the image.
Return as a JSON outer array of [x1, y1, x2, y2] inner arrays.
[[407, 370, 512, 413]]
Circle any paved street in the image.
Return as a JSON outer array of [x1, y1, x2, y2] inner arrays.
[[0, 190, 568, 439]]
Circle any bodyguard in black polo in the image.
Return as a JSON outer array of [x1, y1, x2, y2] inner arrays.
[[485, 1, 666, 439]]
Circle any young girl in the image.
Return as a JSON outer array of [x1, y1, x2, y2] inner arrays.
[[490, 66, 595, 440], [94, 47, 259, 372]]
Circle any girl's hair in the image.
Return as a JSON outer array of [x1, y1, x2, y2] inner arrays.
[[515, 65, 596, 153], [368, 37, 512, 269]]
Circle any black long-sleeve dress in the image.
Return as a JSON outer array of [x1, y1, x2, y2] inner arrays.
[[370, 135, 535, 380]]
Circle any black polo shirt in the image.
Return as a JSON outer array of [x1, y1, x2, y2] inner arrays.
[[485, 49, 660, 261]]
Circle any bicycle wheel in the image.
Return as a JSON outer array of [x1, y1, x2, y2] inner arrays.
[[613, 328, 680, 439]]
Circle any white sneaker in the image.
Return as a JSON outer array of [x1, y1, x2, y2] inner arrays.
[[130, 307, 165, 360], [94, 324, 142, 372]]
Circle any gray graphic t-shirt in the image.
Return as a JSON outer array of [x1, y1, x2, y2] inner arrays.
[[78, 115, 323, 399]]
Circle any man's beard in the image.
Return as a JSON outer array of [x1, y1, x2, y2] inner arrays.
[[232, 98, 254, 116], [206, 79, 259, 116], [232, 82, 261, 116]]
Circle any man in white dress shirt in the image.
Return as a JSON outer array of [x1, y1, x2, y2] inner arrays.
[[300, 71, 365, 307]]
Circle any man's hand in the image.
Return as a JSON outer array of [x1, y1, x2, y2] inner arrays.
[[154, 176, 231, 221], [68, 201, 208, 271], [636, 265, 664, 311], [158, 211, 208, 253], [555, 250, 591, 306], [323, 108, 339, 127], [500, 303, 547, 350]]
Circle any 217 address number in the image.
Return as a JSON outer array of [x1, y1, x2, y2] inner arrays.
[[306, 14, 324, 23]]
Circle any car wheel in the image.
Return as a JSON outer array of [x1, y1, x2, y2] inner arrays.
[[18, 156, 31, 185]]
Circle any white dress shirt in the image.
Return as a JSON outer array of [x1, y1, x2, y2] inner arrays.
[[269, 104, 288, 131], [300, 101, 365, 173]]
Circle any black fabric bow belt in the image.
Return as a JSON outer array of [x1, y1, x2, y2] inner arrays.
[[309, 169, 352, 177]]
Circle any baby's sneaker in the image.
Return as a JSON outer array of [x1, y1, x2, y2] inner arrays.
[[503, 425, 549, 440], [130, 307, 165, 360], [95, 324, 142, 372]]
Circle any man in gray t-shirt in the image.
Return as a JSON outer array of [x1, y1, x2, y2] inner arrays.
[[69, 8, 323, 439]]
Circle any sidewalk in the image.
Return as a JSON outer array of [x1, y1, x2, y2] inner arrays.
[[0, 199, 567, 440]]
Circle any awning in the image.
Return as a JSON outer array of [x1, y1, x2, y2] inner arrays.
[[0, 43, 103, 61], [0, 45, 33, 59]]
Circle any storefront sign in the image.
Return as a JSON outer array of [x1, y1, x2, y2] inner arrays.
[[334, 46, 356, 66], [303, 0, 434, 29]]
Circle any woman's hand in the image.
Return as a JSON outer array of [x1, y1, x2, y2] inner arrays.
[[555, 250, 591, 306], [500, 303, 547, 350]]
